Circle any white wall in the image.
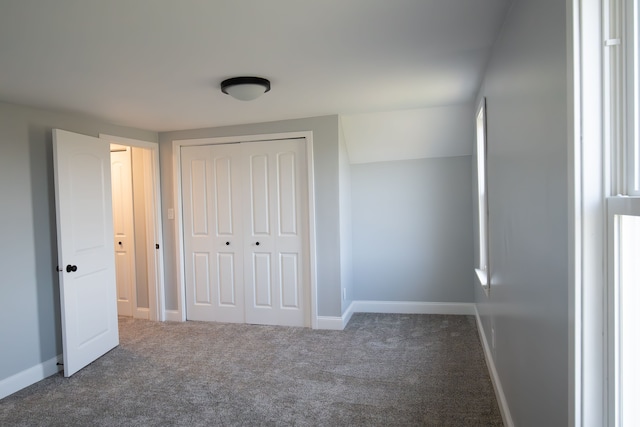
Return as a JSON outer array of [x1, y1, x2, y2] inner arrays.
[[351, 156, 474, 302], [474, 0, 569, 424]]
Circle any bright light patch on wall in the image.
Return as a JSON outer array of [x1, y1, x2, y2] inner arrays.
[[341, 106, 473, 164], [474, 98, 489, 293], [476, 103, 487, 271]]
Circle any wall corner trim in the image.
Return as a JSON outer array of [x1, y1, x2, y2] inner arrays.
[[0, 354, 63, 400], [475, 306, 514, 427], [315, 301, 356, 330]]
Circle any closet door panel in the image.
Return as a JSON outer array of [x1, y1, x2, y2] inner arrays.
[[277, 151, 298, 236], [214, 156, 234, 235], [244, 149, 275, 324], [217, 253, 236, 305], [192, 252, 211, 304], [249, 154, 270, 235], [190, 159, 209, 236], [182, 144, 244, 323], [211, 153, 243, 313], [182, 146, 215, 322], [208, 146, 244, 322], [252, 253, 272, 307], [280, 253, 299, 308], [243, 139, 307, 326]]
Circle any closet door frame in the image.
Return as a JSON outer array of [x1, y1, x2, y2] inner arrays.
[[172, 132, 318, 327]]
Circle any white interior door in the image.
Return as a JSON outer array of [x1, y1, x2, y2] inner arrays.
[[53, 129, 119, 377], [111, 145, 137, 317], [181, 144, 245, 322], [243, 139, 308, 327]]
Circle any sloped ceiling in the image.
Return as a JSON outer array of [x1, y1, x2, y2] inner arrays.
[[0, 0, 510, 133], [342, 105, 474, 164]]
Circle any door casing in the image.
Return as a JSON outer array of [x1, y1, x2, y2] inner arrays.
[[100, 134, 166, 322]]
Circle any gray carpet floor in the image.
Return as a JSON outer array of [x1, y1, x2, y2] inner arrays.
[[1, 314, 503, 426]]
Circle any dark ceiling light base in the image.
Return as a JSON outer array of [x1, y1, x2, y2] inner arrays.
[[220, 76, 271, 101]]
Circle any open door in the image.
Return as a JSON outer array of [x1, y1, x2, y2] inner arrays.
[[53, 129, 119, 377]]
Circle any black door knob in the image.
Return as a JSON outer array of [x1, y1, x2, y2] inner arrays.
[[66, 265, 77, 273], [256, 242, 260, 246], [225, 242, 230, 246]]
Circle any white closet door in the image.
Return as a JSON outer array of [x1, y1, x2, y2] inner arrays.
[[243, 139, 308, 327], [181, 144, 245, 322]]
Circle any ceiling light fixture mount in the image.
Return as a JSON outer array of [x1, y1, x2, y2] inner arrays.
[[220, 76, 271, 101]]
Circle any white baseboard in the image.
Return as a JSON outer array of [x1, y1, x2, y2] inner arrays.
[[316, 316, 345, 330], [0, 355, 62, 400], [317, 301, 357, 330], [164, 310, 182, 322], [314, 300, 476, 330], [474, 307, 514, 427], [134, 307, 150, 320], [351, 300, 476, 315]]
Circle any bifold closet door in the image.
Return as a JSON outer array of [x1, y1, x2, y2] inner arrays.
[[181, 144, 245, 323], [181, 139, 308, 327], [242, 139, 308, 327]]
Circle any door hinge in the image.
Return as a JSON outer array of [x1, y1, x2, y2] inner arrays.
[[605, 38, 621, 47], [155, 244, 160, 250]]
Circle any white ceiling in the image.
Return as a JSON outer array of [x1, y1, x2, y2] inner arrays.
[[0, 0, 510, 132]]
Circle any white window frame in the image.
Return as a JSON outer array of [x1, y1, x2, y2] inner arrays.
[[606, 198, 640, 426], [605, 0, 640, 425], [626, 0, 640, 195], [475, 98, 490, 294], [571, 0, 607, 424]]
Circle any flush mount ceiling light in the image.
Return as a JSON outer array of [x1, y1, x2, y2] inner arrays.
[[220, 76, 271, 101]]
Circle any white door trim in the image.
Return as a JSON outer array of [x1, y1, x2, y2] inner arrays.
[[172, 132, 318, 327], [100, 134, 166, 321]]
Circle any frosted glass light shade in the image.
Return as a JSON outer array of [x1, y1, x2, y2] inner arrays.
[[224, 83, 267, 101], [221, 77, 271, 101]]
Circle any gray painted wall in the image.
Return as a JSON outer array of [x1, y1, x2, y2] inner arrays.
[[0, 101, 156, 383], [474, 0, 569, 425], [352, 156, 474, 302], [131, 147, 149, 309], [157, 115, 343, 317]]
